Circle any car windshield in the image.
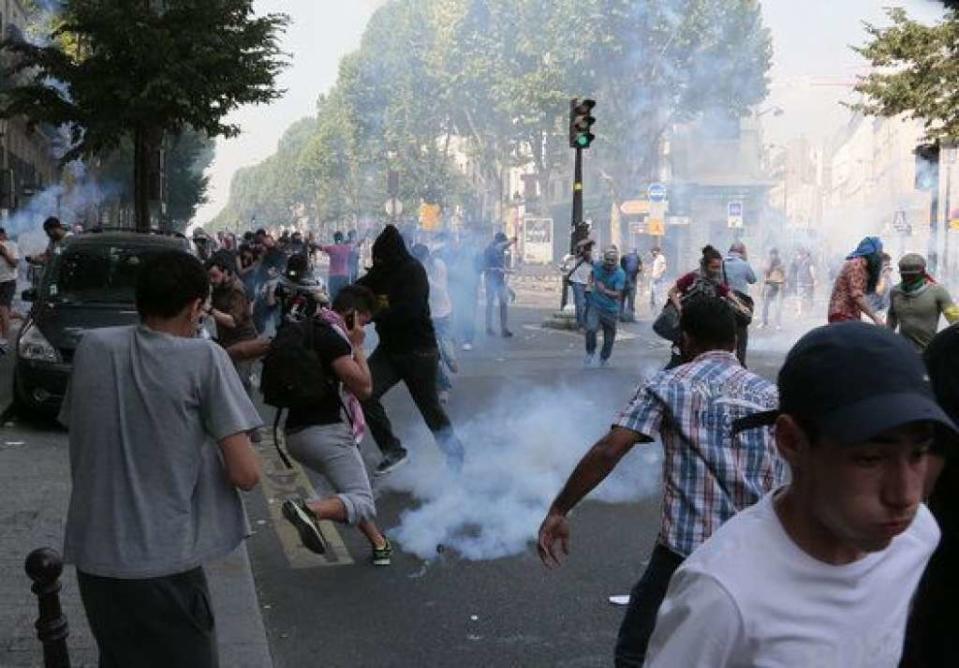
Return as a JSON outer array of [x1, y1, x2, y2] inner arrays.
[[45, 245, 166, 304]]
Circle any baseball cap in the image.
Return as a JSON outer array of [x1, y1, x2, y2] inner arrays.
[[735, 322, 956, 443], [898, 253, 926, 273], [603, 246, 619, 262]]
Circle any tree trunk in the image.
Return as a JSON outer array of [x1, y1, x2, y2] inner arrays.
[[133, 127, 150, 232]]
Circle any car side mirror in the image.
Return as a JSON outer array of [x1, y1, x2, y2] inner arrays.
[[21, 288, 37, 302]]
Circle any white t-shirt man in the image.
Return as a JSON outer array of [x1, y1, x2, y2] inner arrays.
[[427, 257, 453, 320], [645, 490, 939, 667], [0, 239, 19, 283]]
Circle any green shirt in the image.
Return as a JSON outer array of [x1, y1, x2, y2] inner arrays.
[[888, 283, 956, 351]]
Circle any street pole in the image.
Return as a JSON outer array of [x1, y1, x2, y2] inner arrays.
[[944, 164, 951, 283], [930, 181, 940, 277], [570, 146, 584, 253]]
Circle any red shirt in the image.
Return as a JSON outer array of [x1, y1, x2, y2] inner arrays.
[[675, 271, 731, 299], [828, 258, 868, 322]]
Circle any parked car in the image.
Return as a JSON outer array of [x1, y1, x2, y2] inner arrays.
[[14, 231, 192, 416]]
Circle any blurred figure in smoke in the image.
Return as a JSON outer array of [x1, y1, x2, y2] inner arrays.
[[26, 217, 69, 267], [538, 297, 783, 667], [567, 238, 595, 330], [317, 231, 353, 301], [447, 232, 484, 351], [649, 247, 667, 308], [483, 232, 517, 337], [827, 236, 885, 325], [619, 247, 643, 323], [346, 230, 365, 283], [791, 247, 817, 317], [723, 242, 757, 366], [867, 252, 894, 315], [759, 248, 786, 330], [356, 225, 465, 476], [412, 243, 458, 404], [886, 253, 959, 352], [585, 246, 626, 367], [0, 227, 19, 348], [901, 325, 959, 666]]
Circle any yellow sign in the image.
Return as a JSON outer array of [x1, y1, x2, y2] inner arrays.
[[419, 203, 442, 231], [647, 218, 665, 236], [950, 218, 959, 231], [620, 200, 650, 215]]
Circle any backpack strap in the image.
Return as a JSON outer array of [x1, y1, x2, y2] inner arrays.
[[272, 408, 295, 469]]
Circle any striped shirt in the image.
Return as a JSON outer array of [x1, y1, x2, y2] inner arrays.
[[616, 351, 785, 557]]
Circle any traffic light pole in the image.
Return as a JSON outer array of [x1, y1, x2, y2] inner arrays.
[[570, 146, 584, 253]]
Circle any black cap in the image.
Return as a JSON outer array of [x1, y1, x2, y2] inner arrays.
[[736, 322, 956, 443]]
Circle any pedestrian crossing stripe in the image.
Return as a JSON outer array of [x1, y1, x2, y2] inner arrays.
[[255, 433, 355, 568]]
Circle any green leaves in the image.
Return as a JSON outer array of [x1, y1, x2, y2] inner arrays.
[[852, 7, 959, 141]]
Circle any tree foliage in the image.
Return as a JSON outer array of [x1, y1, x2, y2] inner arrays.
[[853, 8, 959, 141], [1, 0, 288, 229], [213, 0, 770, 230]]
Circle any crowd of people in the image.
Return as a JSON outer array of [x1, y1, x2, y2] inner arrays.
[[37, 214, 959, 667]]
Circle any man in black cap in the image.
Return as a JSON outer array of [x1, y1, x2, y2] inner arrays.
[[645, 322, 954, 667]]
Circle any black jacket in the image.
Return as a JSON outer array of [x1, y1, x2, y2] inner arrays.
[[357, 225, 437, 353]]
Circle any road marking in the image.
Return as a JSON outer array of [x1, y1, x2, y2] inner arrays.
[[257, 432, 355, 568], [521, 323, 638, 341]]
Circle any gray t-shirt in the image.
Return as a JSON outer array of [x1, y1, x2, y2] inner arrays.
[[888, 283, 955, 351], [59, 325, 263, 578]]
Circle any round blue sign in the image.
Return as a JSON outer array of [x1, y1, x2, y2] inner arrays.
[[648, 183, 667, 202]]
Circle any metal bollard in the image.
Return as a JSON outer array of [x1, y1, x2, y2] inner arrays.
[[24, 547, 71, 668]]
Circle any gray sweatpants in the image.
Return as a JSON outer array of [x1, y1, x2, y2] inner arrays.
[[285, 422, 376, 525]]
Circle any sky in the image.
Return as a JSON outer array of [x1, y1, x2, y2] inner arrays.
[[195, 0, 947, 225]]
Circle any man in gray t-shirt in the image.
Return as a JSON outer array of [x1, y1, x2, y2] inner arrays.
[[60, 251, 262, 668], [886, 253, 959, 351]]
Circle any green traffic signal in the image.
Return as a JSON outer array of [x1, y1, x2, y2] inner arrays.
[[576, 134, 591, 148], [569, 97, 596, 149]]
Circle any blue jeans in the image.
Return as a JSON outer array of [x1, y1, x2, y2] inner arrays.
[[585, 306, 618, 361], [571, 282, 588, 328]]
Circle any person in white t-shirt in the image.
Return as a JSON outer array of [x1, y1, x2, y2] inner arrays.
[[0, 227, 20, 347], [412, 244, 458, 403], [645, 322, 955, 668]]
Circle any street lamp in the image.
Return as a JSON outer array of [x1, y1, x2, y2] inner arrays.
[[756, 106, 785, 118]]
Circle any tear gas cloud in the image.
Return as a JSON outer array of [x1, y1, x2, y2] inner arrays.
[[379, 381, 663, 561]]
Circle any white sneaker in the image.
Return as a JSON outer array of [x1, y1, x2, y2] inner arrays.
[[462, 342, 473, 351]]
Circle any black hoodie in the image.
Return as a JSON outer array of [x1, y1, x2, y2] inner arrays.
[[356, 225, 437, 353]]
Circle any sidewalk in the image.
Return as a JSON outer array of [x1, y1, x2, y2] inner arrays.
[[0, 356, 273, 667]]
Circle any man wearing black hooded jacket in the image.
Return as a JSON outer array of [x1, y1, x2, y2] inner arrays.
[[357, 225, 466, 475]]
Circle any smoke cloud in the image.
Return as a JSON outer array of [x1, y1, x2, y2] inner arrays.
[[377, 380, 663, 561]]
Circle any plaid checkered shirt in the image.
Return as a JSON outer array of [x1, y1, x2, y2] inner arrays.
[[616, 351, 785, 557]]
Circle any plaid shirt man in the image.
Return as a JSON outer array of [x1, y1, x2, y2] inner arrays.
[[616, 350, 785, 557]]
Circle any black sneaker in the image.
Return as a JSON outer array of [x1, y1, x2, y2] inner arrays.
[[371, 538, 393, 566], [501, 330, 514, 338], [281, 497, 327, 555], [374, 450, 409, 477]]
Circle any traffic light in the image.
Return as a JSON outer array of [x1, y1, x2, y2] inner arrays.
[[569, 98, 596, 149], [914, 143, 940, 191]]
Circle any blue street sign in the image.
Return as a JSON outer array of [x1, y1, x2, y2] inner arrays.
[[648, 183, 667, 203]]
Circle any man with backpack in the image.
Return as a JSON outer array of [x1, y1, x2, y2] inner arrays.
[[538, 297, 784, 667], [271, 285, 394, 566]]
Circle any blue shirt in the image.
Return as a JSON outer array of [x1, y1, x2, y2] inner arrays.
[[723, 253, 756, 294], [589, 263, 626, 314]]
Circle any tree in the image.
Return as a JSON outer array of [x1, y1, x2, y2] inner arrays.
[[1, 0, 288, 231], [852, 7, 959, 142]]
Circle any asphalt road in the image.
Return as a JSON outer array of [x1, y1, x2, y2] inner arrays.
[[245, 305, 793, 668], [0, 301, 799, 667]]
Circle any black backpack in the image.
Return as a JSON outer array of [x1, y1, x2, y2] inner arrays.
[[260, 318, 334, 409]]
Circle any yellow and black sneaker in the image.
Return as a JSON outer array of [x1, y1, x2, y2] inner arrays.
[[371, 538, 393, 567]]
